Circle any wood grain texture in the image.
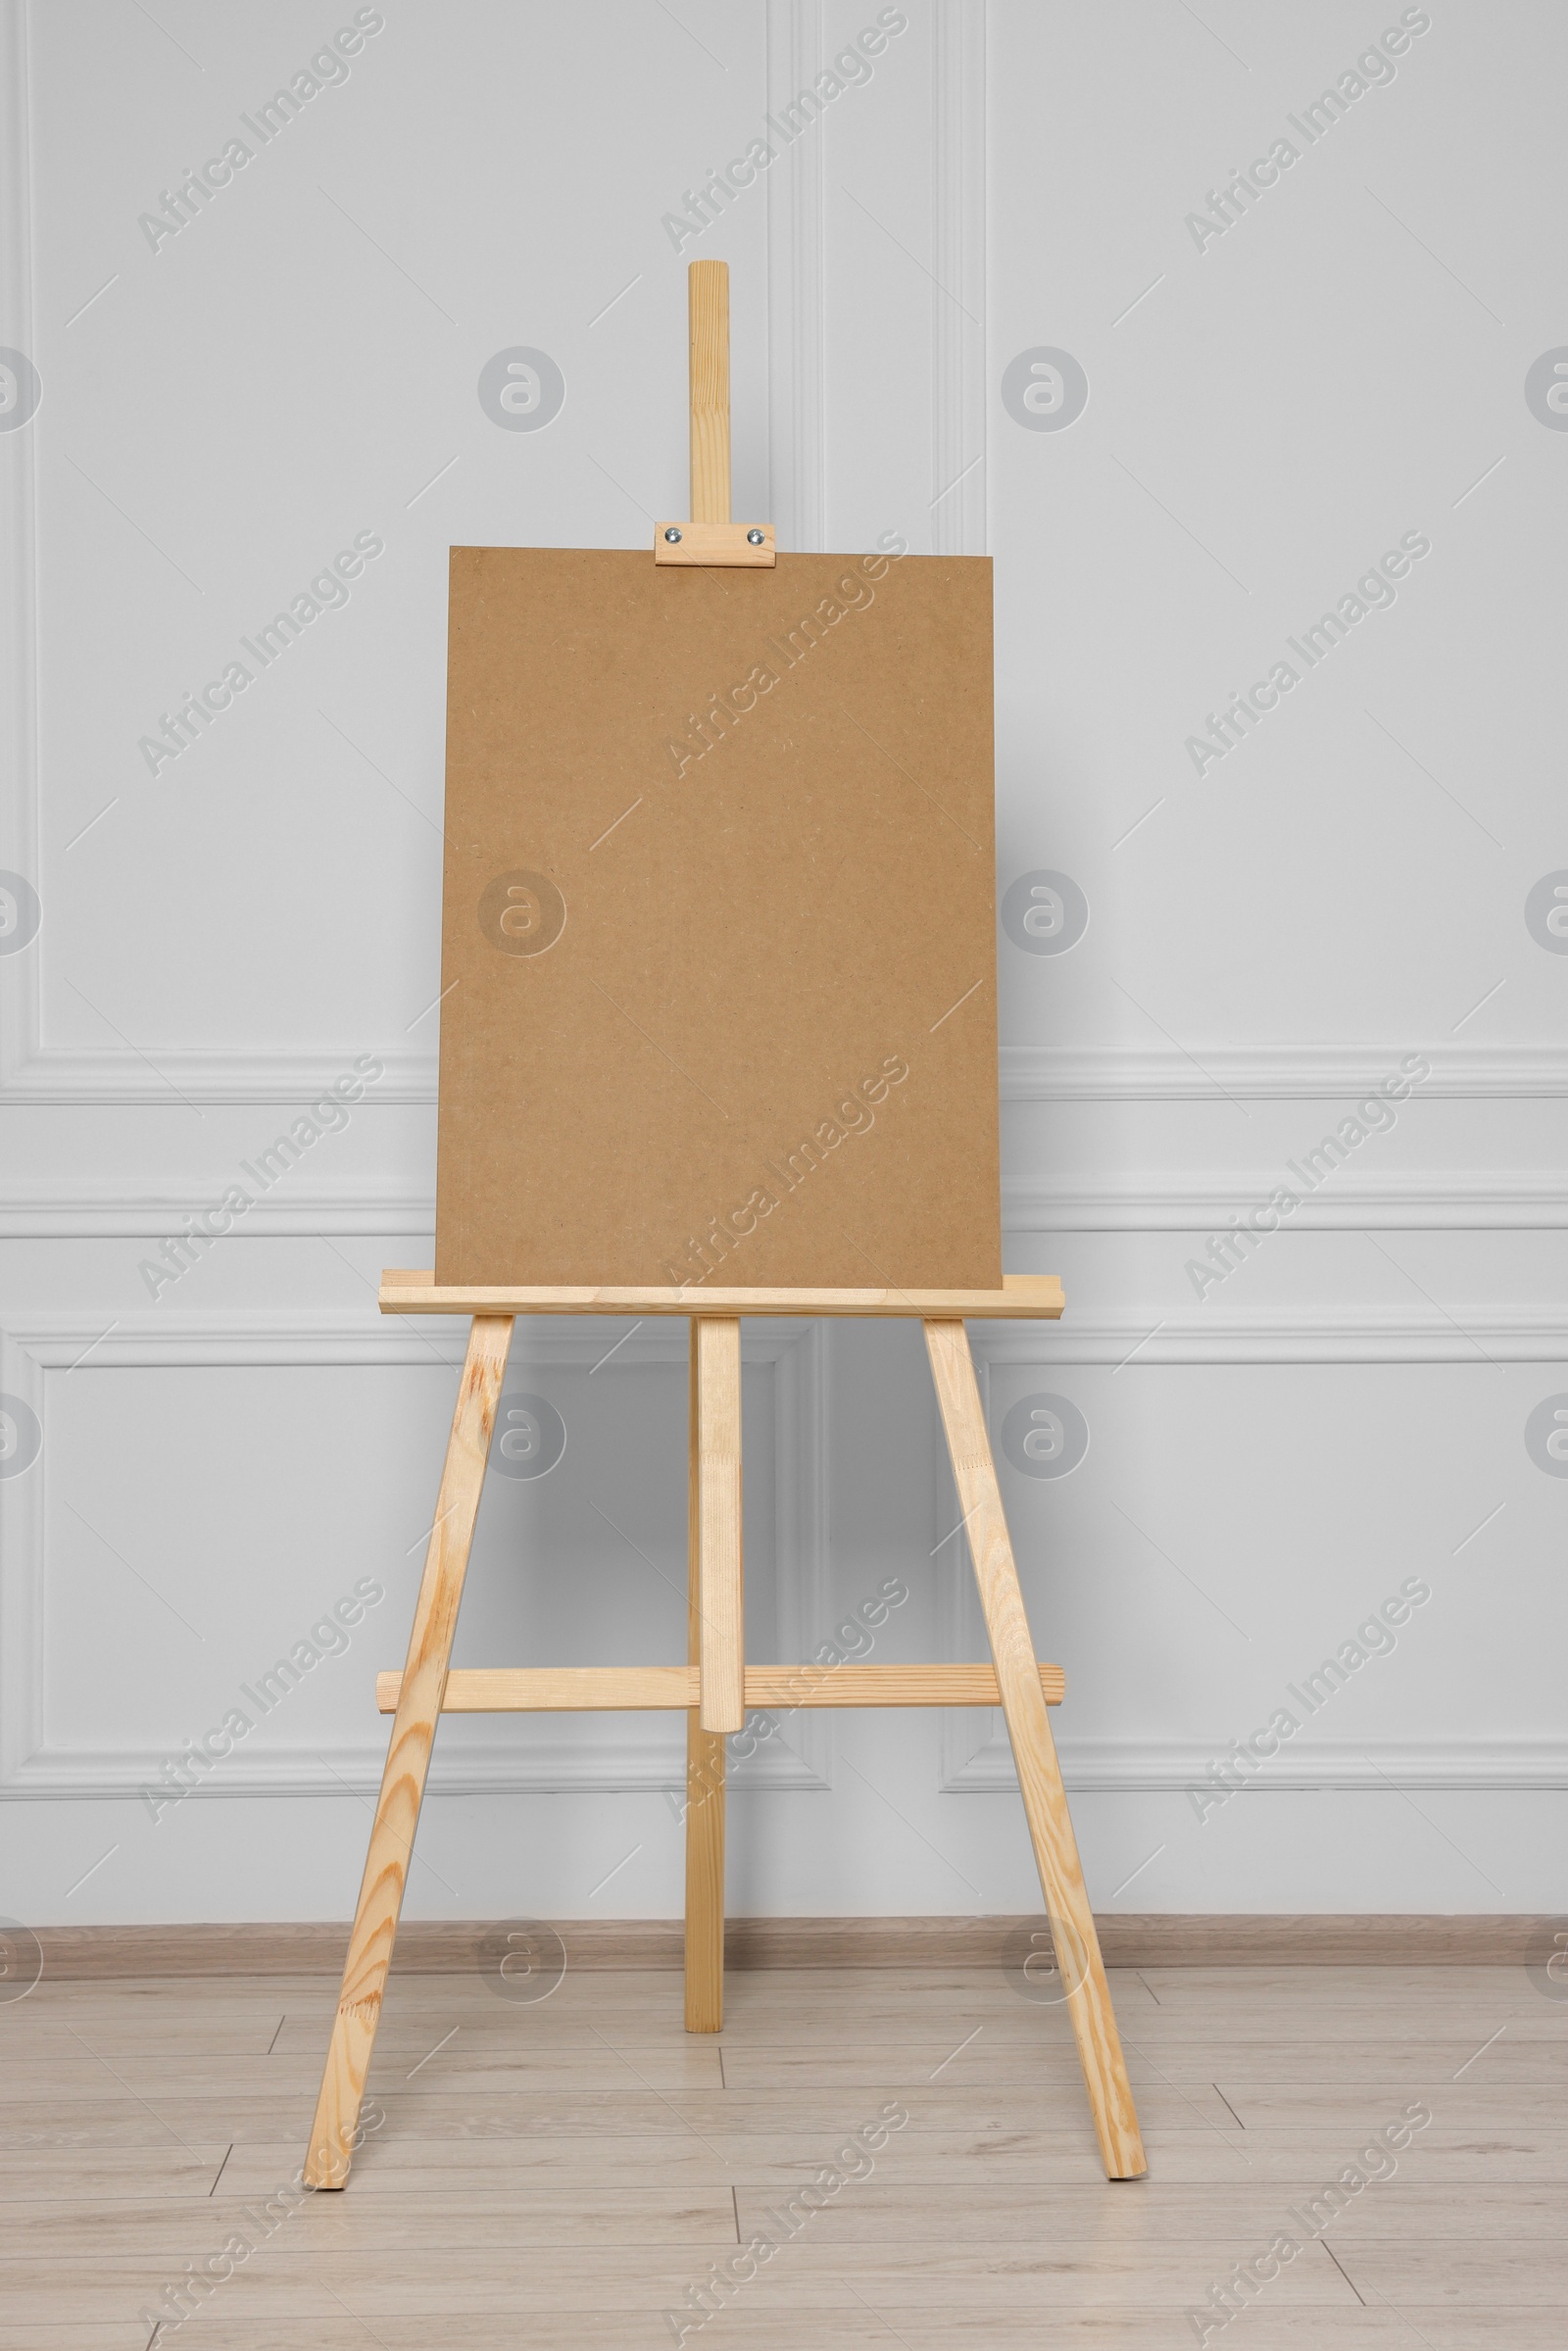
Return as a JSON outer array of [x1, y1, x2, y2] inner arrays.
[[374, 1663, 1066, 1710], [654, 520, 774, 565], [687, 258, 729, 524], [380, 1270, 1064, 1319], [685, 1328, 725, 2032], [302, 1313, 513, 2189], [924, 1316, 1147, 2182], [696, 1317, 744, 1734], [745, 1662, 1066, 1705]]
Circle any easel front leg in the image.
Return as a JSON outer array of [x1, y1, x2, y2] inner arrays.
[[304, 1313, 514, 2187], [924, 1319, 1147, 2180], [685, 1317, 740, 2030]]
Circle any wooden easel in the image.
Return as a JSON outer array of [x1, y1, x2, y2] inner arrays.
[[304, 265, 1146, 2190]]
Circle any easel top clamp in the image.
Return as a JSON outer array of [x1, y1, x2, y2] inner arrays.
[[303, 262, 1145, 2196]]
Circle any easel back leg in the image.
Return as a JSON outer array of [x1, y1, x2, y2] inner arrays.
[[685, 1321, 727, 2029]]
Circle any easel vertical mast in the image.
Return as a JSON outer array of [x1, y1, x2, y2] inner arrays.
[[688, 258, 730, 525], [683, 257, 734, 2033]]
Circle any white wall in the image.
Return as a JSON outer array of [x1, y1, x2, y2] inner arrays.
[[1, 0, 1562, 1929]]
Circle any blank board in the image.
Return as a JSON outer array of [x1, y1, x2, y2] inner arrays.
[[434, 544, 1001, 1289]]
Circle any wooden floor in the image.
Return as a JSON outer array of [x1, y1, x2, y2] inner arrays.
[[2, 1959, 1563, 2347]]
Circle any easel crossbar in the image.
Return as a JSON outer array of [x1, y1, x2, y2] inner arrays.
[[377, 1664, 1066, 1712]]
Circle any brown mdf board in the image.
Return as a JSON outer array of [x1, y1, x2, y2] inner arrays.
[[435, 544, 1000, 1289]]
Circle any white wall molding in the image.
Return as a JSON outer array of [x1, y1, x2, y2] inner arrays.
[[4, 5, 836, 1102], [0, 1047, 437, 1106], [930, 0, 986, 557], [0, 1183, 436, 1239], [969, 1306, 1568, 1365], [3, 1290, 1562, 1378], [767, 0, 825, 552], [0, 1309, 831, 1801], [943, 1734, 1568, 1796], [1004, 1172, 1568, 1233], [13, 1306, 1544, 1807], [0, 0, 38, 1096], [929, 1339, 1567, 1798], [8, 1039, 1567, 1111], [1000, 1044, 1568, 1102], [6, 1170, 1563, 1238]]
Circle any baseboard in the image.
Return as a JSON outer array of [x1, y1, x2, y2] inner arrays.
[[26, 1914, 1559, 1979], [1092, 1915, 1558, 1966]]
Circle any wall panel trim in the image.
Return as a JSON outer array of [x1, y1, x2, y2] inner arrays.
[[0, 1309, 830, 1801]]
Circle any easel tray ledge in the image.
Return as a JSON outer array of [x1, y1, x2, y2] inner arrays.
[[380, 1270, 1065, 1319]]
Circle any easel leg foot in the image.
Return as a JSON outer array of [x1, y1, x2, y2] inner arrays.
[[924, 1318, 1147, 2180]]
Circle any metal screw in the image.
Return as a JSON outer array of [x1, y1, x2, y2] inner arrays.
[[663, 527, 682, 544], [746, 528, 764, 545]]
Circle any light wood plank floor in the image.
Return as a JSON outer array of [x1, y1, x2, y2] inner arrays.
[[1, 1962, 1562, 2348]]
